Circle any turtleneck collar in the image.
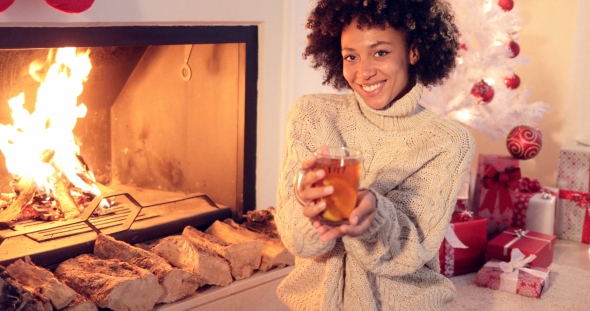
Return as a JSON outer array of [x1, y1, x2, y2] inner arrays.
[[355, 82, 431, 132]]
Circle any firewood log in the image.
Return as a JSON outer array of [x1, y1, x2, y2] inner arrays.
[[63, 294, 98, 311], [206, 219, 295, 271], [244, 206, 275, 222], [182, 226, 263, 280], [94, 234, 202, 303], [0, 176, 37, 227], [54, 254, 163, 311], [27, 291, 52, 311], [5, 256, 77, 310], [243, 207, 280, 239], [143, 235, 233, 287], [55, 177, 81, 220], [0, 265, 48, 311]]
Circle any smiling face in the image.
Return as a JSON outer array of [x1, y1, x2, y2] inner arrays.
[[341, 19, 420, 110]]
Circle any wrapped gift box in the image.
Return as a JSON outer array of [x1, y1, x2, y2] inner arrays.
[[512, 179, 558, 235], [439, 211, 487, 277], [476, 256, 550, 298], [556, 145, 590, 243], [485, 228, 556, 268], [473, 154, 521, 237]]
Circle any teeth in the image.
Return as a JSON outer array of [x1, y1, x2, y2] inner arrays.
[[361, 82, 383, 92]]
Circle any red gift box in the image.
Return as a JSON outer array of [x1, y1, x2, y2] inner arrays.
[[476, 249, 550, 298], [439, 211, 488, 277], [485, 227, 556, 268], [473, 154, 521, 238]]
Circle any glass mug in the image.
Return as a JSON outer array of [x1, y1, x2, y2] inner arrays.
[[293, 146, 363, 225]]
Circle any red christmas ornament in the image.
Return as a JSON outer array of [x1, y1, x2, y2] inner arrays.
[[508, 41, 520, 58], [45, 0, 95, 14], [498, 0, 514, 11], [506, 125, 542, 160], [471, 80, 495, 105], [0, 0, 15, 13], [504, 74, 521, 89]]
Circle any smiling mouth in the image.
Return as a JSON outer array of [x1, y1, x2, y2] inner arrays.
[[360, 82, 384, 92]]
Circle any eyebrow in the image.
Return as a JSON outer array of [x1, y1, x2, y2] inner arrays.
[[341, 41, 393, 52]]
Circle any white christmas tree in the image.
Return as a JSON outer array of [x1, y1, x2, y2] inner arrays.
[[420, 0, 548, 140]]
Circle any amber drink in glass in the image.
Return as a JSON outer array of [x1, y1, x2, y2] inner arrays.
[[313, 146, 362, 225]]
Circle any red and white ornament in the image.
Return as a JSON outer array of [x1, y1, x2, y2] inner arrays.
[[45, 0, 95, 14], [498, 0, 514, 11], [504, 74, 521, 89], [508, 41, 520, 58], [0, 0, 15, 13], [471, 80, 495, 105], [506, 125, 542, 160]]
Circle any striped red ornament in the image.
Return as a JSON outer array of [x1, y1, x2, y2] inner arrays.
[[506, 125, 542, 160]]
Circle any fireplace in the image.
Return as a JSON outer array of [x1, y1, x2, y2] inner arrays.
[[0, 25, 259, 267]]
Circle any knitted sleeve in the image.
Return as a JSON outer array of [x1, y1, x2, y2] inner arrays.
[[342, 126, 475, 276], [275, 95, 337, 258]]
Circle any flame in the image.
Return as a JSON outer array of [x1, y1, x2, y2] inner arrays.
[[0, 47, 99, 196]]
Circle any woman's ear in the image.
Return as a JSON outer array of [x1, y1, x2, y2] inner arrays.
[[409, 44, 420, 65]]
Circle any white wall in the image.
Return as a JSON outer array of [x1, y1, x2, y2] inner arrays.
[[567, 0, 590, 146], [281, 0, 343, 164], [0, 0, 285, 210]]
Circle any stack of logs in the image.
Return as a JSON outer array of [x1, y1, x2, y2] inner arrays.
[[0, 207, 293, 311]]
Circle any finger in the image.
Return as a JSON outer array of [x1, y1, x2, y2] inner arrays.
[[341, 191, 376, 236], [343, 219, 370, 237], [302, 201, 326, 219], [316, 145, 330, 156], [319, 226, 346, 243], [299, 183, 333, 202], [345, 209, 376, 237], [311, 219, 323, 229], [347, 190, 375, 223], [299, 168, 326, 191], [315, 224, 331, 235], [301, 154, 318, 169]]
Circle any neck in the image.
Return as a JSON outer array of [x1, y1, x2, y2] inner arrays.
[[380, 78, 417, 111]]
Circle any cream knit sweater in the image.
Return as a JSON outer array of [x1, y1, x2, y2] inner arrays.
[[275, 83, 475, 311]]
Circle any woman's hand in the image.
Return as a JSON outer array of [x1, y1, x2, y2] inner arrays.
[[312, 190, 377, 243], [297, 153, 333, 221]]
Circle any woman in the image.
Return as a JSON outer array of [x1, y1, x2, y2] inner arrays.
[[275, 0, 475, 310]]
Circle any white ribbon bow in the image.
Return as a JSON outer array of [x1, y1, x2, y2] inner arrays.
[[444, 224, 468, 249], [484, 248, 549, 294], [499, 248, 536, 273]]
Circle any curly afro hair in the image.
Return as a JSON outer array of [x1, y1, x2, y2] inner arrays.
[[304, 0, 460, 90]]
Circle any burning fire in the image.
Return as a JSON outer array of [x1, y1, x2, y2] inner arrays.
[[0, 47, 106, 225]]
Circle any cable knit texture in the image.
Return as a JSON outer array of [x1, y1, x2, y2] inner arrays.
[[275, 83, 475, 311]]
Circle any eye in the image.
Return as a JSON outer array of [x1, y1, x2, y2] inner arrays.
[[343, 54, 357, 62], [374, 50, 389, 57]]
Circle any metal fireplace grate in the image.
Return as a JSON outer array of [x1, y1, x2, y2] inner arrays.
[[0, 191, 231, 267]]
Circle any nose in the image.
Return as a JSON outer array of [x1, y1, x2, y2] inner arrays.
[[356, 58, 376, 80]]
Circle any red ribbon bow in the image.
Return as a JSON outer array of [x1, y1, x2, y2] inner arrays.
[[479, 165, 521, 214], [518, 177, 542, 193], [559, 190, 590, 208], [559, 190, 590, 244]]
